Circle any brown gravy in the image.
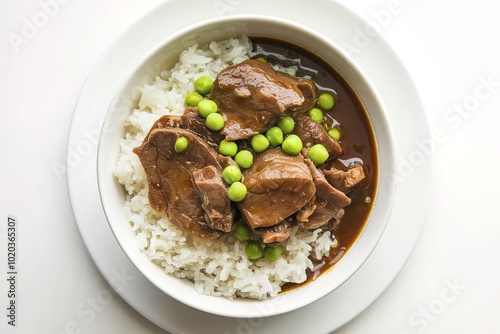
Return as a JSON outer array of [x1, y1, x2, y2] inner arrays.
[[250, 37, 378, 291]]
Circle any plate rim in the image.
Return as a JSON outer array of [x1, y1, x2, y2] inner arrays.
[[67, 0, 431, 333]]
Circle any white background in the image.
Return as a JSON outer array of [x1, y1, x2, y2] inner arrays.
[[1, 0, 499, 333]]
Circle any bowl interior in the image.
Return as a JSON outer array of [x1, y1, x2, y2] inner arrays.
[[97, 15, 397, 318]]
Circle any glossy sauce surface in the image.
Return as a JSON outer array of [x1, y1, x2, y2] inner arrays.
[[251, 37, 378, 291]]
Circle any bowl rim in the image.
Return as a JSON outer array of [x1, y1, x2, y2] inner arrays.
[[97, 13, 398, 318]]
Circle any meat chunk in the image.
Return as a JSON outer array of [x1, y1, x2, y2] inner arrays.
[[296, 159, 351, 229], [193, 165, 234, 233], [293, 115, 342, 159], [237, 148, 316, 230], [209, 59, 317, 140], [148, 108, 224, 149], [254, 218, 293, 245], [295, 197, 316, 223], [321, 209, 345, 232], [323, 164, 366, 193], [133, 127, 233, 239]]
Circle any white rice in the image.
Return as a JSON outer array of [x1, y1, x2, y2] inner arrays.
[[113, 36, 336, 299]]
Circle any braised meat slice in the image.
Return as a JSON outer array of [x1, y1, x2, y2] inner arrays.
[[133, 127, 233, 239], [193, 165, 234, 233], [148, 108, 224, 149], [296, 159, 351, 230], [209, 59, 317, 140], [323, 164, 366, 193], [254, 218, 293, 245], [293, 115, 342, 159], [237, 148, 315, 230], [321, 209, 345, 232], [296, 197, 316, 223]]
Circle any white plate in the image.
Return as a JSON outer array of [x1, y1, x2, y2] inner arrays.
[[67, 0, 430, 333]]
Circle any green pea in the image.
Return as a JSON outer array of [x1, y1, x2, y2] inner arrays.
[[317, 92, 335, 110], [174, 136, 188, 153], [222, 165, 242, 185], [307, 107, 323, 123], [184, 92, 203, 107], [250, 134, 270, 153], [281, 134, 303, 156], [218, 140, 238, 157], [265, 126, 284, 147], [264, 245, 282, 261], [277, 116, 295, 135], [197, 99, 218, 118], [228, 181, 247, 202], [328, 127, 341, 141], [308, 144, 329, 165], [245, 240, 263, 260], [234, 224, 252, 242], [205, 112, 225, 131], [255, 56, 268, 63], [234, 150, 253, 169], [194, 76, 213, 95]]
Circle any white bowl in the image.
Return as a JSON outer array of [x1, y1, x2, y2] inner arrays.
[[97, 15, 397, 318]]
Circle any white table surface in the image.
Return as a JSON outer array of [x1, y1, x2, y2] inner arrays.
[[1, 0, 499, 333]]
